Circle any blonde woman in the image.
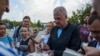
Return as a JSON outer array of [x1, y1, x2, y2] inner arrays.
[[39, 22, 55, 44]]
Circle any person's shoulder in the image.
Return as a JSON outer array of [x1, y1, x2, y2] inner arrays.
[[50, 26, 57, 33], [2, 35, 8, 38], [14, 26, 21, 31], [29, 27, 33, 30], [78, 24, 83, 28], [70, 23, 78, 29], [5, 35, 11, 38], [16, 26, 20, 29]]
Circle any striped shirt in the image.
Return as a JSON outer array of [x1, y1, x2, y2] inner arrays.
[[0, 42, 18, 56]]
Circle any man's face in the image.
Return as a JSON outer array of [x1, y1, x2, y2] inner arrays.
[[88, 20, 100, 41], [21, 27, 29, 37], [54, 11, 66, 28], [84, 16, 89, 24], [0, 25, 6, 36], [23, 18, 30, 27], [0, 0, 9, 20]]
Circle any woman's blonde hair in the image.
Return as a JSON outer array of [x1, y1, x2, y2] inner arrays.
[[47, 21, 55, 27]]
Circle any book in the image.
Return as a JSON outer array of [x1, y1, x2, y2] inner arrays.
[[63, 48, 84, 56]]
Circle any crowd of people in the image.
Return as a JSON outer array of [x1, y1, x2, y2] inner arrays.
[[0, 0, 100, 56]]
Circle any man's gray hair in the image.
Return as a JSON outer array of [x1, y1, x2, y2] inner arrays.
[[54, 6, 67, 17]]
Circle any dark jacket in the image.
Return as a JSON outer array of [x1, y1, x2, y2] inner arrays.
[[88, 40, 97, 47], [47, 23, 81, 56]]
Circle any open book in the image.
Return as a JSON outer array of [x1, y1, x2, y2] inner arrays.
[[27, 52, 49, 56], [63, 48, 84, 56]]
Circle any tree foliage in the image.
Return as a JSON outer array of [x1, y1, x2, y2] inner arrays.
[[37, 20, 42, 27], [69, 4, 92, 24], [2, 19, 42, 29]]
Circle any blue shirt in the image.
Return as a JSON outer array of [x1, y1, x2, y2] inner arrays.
[[57, 28, 62, 38], [0, 35, 13, 45], [0, 42, 18, 56]]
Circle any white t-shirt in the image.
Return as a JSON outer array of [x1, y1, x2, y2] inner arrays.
[[89, 32, 95, 41], [40, 34, 50, 44]]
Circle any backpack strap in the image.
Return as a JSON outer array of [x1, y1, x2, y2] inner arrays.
[[13, 25, 22, 43], [15, 25, 22, 38], [7, 35, 12, 47]]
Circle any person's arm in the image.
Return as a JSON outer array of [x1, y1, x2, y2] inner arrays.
[[84, 47, 100, 56], [70, 26, 81, 51], [88, 32, 92, 42], [28, 39, 35, 53]]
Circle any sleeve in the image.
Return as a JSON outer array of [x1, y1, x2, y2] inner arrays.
[[8, 36, 13, 43], [70, 26, 81, 51], [0, 43, 18, 56]]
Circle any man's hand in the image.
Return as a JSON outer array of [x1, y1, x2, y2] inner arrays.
[[83, 47, 100, 56], [36, 44, 50, 52], [36, 44, 42, 52], [43, 44, 50, 51]]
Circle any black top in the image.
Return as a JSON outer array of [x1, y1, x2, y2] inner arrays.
[[88, 40, 97, 47], [20, 38, 30, 52], [47, 23, 81, 56]]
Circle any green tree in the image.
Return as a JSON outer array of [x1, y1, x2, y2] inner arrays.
[[69, 4, 92, 24], [37, 20, 42, 28], [30, 22, 37, 27]]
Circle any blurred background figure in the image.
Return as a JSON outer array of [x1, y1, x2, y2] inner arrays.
[[34, 22, 55, 56], [79, 14, 90, 46], [79, 14, 90, 43], [38, 21, 55, 44], [13, 16, 33, 46]]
